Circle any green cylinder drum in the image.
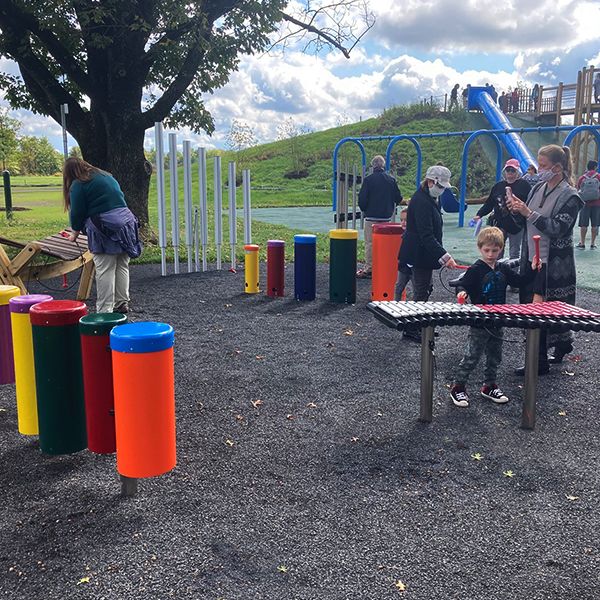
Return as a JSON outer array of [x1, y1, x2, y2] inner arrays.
[[30, 300, 88, 455], [329, 229, 358, 304]]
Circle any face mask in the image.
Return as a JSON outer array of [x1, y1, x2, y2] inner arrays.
[[537, 168, 555, 183], [429, 185, 443, 198]]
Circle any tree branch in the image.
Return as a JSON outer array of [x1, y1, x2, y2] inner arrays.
[[0, 1, 91, 94], [280, 12, 350, 59]]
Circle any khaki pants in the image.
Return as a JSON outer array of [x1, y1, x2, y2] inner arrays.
[[363, 219, 391, 271], [93, 252, 130, 313]]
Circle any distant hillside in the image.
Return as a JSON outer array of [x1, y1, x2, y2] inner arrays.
[[153, 105, 497, 209]]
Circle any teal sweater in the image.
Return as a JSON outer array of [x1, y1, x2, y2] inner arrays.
[[69, 173, 127, 231]]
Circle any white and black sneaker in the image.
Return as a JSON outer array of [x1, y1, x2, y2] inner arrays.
[[450, 386, 470, 408], [481, 384, 509, 404]]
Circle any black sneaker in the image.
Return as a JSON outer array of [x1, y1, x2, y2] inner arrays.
[[481, 384, 509, 404], [114, 302, 129, 314], [450, 386, 470, 408]]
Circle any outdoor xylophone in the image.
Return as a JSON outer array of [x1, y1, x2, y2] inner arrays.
[[368, 300, 600, 429]]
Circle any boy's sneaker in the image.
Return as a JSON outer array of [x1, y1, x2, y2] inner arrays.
[[481, 384, 509, 404], [450, 385, 470, 408]]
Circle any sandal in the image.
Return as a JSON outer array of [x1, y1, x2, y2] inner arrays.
[[576, 243, 585, 249]]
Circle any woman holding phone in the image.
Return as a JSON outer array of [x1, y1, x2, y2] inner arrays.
[[506, 145, 583, 372]]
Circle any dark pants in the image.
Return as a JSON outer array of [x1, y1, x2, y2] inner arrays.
[[411, 267, 434, 301], [455, 327, 503, 386]]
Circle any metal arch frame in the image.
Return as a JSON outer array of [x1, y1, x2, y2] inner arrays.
[[564, 125, 600, 162], [332, 138, 367, 211], [385, 135, 423, 189], [459, 130, 503, 227]]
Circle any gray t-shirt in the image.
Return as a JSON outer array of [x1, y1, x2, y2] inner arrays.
[[526, 180, 570, 262]]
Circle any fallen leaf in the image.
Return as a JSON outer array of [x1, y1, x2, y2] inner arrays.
[[568, 354, 582, 362], [224, 303, 232, 308], [286, 414, 295, 420], [395, 580, 407, 592], [566, 494, 579, 501], [255, 355, 265, 360], [277, 565, 288, 573], [235, 414, 244, 421], [225, 439, 235, 447], [376, 411, 383, 417], [251, 399, 263, 408], [0, 408, 6, 412], [306, 402, 317, 408], [471, 453, 483, 461], [233, 349, 242, 355], [77, 577, 91, 585], [343, 329, 354, 336], [351, 437, 359, 443], [564, 371, 575, 376], [503, 470, 515, 478], [558, 410, 567, 416]]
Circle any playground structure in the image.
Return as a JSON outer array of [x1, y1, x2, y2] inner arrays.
[[332, 99, 600, 228], [154, 123, 252, 277]]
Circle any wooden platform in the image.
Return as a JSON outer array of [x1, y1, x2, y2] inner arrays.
[[0, 230, 94, 300]]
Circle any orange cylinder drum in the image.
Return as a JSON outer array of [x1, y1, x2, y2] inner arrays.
[[110, 322, 176, 478], [371, 223, 404, 301]]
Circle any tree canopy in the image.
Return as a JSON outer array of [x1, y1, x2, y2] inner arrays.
[[0, 1, 374, 225]]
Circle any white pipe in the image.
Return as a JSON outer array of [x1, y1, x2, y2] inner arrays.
[[154, 123, 167, 276], [228, 161, 237, 270], [183, 139, 193, 272], [168, 132, 180, 274], [193, 206, 200, 272], [242, 169, 252, 244], [214, 156, 222, 270], [198, 147, 208, 272]]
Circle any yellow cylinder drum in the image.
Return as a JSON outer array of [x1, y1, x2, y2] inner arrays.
[[244, 244, 260, 294], [9, 294, 53, 435]]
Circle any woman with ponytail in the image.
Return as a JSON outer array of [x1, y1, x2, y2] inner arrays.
[[506, 145, 583, 372]]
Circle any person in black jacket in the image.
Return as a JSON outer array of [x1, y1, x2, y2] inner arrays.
[[450, 227, 538, 408], [398, 165, 457, 339], [474, 158, 531, 260], [357, 155, 402, 278]]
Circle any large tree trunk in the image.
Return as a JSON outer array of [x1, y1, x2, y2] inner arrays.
[[77, 116, 150, 228]]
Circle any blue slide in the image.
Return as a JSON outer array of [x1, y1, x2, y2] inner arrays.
[[468, 86, 537, 171]]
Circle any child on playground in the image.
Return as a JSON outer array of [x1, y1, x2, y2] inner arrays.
[[450, 226, 539, 408], [395, 207, 412, 299]]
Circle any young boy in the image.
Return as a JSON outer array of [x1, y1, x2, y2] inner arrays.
[[450, 227, 537, 407], [395, 208, 412, 299]]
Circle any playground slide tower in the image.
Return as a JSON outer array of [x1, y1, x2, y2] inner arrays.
[[468, 86, 537, 171]]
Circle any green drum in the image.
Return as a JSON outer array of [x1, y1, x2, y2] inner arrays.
[[30, 300, 88, 455], [329, 229, 358, 304]]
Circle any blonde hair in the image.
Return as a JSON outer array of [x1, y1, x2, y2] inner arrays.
[[538, 144, 573, 185], [62, 157, 110, 210], [477, 226, 504, 249]]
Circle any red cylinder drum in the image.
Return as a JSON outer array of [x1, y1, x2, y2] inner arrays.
[[267, 240, 285, 297], [371, 223, 404, 301]]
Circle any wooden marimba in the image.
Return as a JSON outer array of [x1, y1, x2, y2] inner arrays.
[[368, 300, 600, 429]]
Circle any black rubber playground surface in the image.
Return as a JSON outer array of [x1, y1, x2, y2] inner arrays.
[[1, 263, 600, 599]]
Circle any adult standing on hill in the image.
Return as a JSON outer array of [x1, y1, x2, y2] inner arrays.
[[63, 157, 142, 314], [398, 165, 457, 341], [473, 158, 531, 260], [357, 155, 402, 278], [449, 84, 459, 110]]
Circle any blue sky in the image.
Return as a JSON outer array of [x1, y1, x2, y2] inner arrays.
[[1, 0, 599, 152]]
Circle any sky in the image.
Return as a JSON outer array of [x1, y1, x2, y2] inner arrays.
[[1, 0, 599, 153]]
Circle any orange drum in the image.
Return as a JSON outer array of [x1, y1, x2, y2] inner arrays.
[[371, 223, 404, 301], [110, 322, 176, 478]]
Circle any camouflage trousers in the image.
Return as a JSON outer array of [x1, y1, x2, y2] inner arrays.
[[454, 326, 504, 386]]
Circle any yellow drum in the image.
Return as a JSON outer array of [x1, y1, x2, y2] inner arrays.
[[9, 294, 53, 435], [244, 244, 260, 294]]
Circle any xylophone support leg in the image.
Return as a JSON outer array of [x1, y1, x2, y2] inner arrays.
[[521, 328, 540, 430], [419, 326, 435, 423]]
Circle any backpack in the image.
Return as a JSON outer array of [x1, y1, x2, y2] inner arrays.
[[579, 174, 600, 203]]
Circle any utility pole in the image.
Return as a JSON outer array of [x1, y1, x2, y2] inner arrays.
[[60, 103, 69, 160]]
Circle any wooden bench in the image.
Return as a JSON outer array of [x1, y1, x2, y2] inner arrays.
[[0, 231, 94, 300]]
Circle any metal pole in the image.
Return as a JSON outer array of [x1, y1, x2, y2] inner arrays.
[[228, 161, 237, 270], [120, 475, 138, 497], [193, 206, 200, 272], [335, 159, 342, 229], [168, 132, 180, 274], [214, 156, 222, 270], [198, 148, 208, 271], [154, 123, 167, 276], [344, 160, 349, 229], [60, 103, 69, 161], [182, 140, 193, 273], [419, 326, 435, 423], [242, 169, 252, 244], [352, 164, 357, 229], [2, 171, 13, 220], [521, 328, 540, 430]]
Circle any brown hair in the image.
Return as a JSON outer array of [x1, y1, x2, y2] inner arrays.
[[62, 157, 109, 210], [477, 226, 504, 249], [538, 144, 573, 185]]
